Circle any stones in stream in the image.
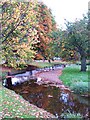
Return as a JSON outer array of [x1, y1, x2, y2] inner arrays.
[[7, 81, 89, 119]]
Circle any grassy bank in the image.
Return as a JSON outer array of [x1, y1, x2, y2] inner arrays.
[[59, 65, 90, 94], [0, 82, 35, 119], [0, 82, 55, 119], [0, 63, 55, 119]]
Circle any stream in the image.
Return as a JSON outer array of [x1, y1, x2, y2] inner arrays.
[[3, 65, 90, 118], [7, 80, 89, 118]]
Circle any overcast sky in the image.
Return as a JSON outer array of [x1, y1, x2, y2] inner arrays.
[[38, 0, 89, 29]]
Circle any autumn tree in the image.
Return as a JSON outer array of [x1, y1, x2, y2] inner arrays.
[[1, 1, 39, 69], [35, 2, 57, 62]]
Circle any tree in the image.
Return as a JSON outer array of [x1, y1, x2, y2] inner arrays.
[[1, 1, 39, 69], [1, 1, 57, 68], [50, 13, 89, 71], [34, 2, 57, 62], [61, 14, 89, 71]]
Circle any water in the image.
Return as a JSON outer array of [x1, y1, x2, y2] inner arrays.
[[8, 81, 89, 118]]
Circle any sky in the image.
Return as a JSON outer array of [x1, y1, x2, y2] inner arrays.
[[38, 0, 89, 29]]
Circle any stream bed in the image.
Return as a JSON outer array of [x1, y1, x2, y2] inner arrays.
[[7, 80, 90, 119]]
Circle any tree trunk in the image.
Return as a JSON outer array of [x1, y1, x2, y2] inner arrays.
[[48, 59, 51, 63], [81, 56, 86, 72], [5, 56, 8, 65]]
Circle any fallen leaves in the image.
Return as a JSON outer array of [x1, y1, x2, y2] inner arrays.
[[0, 82, 55, 119]]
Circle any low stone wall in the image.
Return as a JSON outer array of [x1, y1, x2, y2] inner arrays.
[[3, 64, 64, 88]]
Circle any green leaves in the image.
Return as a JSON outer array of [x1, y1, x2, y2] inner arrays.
[[1, 1, 38, 69]]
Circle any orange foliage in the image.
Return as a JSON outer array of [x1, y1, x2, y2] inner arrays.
[[35, 2, 57, 59]]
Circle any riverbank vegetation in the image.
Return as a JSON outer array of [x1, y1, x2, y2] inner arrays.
[[59, 64, 90, 95], [0, 81, 55, 119]]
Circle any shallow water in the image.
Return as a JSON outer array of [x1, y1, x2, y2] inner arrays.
[[8, 81, 90, 118]]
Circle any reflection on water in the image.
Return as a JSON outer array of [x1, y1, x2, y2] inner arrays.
[[60, 92, 69, 104], [9, 81, 89, 118]]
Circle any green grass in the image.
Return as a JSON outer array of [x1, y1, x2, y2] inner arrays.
[[59, 64, 90, 94], [70, 82, 90, 94], [30, 61, 54, 68], [61, 112, 83, 119], [0, 82, 36, 119], [0, 82, 55, 119], [29, 61, 68, 68]]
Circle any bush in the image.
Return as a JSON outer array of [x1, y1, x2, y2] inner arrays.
[[70, 82, 90, 94]]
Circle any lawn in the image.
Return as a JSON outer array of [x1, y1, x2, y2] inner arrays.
[[59, 64, 90, 94], [29, 60, 68, 68]]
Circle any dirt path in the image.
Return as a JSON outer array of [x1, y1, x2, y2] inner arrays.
[[35, 68, 71, 91], [36, 69, 63, 84], [1, 65, 63, 85], [1, 65, 70, 90]]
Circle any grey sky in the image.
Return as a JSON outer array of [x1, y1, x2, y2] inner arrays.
[[39, 0, 89, 29]]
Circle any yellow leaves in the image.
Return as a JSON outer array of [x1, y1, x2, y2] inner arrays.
[[62, 48, 65, 52], [62, 43, 65, 47], [1, 1, 39, 69], [36, 2, 57, 59], [17, 26, 22, 30], [32, 31, 37, 37], [19, 43, 27, 49], [23, 19, 27, 23], [27, 11, 34, 18], [15, 37, 19, 42], [15, 8, 19, 14], [13, 8, 20, 19], [33, 28, 38, 35], [2, 1, 57, 68], [70, 51, 74, 56]]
